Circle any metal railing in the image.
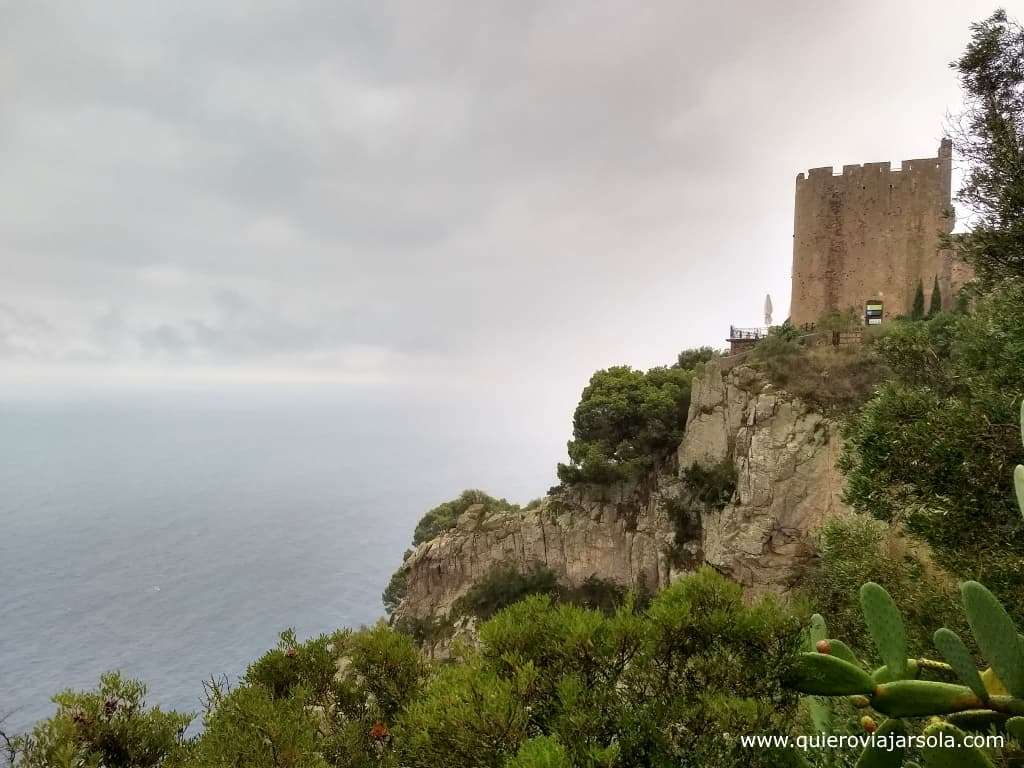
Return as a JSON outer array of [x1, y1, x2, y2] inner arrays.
[[728, 326, 767, 340]]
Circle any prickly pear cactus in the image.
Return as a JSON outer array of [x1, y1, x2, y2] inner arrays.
[[784, 400, 1024, 766]]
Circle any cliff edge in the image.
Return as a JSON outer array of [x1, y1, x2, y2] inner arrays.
[[392, 359, 849, 624]]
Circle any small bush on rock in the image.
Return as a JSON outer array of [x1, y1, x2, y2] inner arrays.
[[412, 490, 520, 546]]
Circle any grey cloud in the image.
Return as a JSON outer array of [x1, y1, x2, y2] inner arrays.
[[0, 304, 59, 358], [0, 0, 1001, 391]]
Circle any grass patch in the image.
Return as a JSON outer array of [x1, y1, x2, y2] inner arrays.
[[750, 338, 889, 412]]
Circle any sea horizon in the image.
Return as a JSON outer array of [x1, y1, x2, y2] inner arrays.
[[0, 388, 559, 735]]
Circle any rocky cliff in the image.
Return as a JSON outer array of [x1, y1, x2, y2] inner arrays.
[[392, 359, 850, 624]]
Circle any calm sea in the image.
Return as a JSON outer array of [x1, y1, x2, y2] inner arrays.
[[0, 388, 558, 734]]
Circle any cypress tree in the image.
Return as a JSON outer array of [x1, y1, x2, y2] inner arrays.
[[928, 276, 943, 317], [910, 279, 926, 319]]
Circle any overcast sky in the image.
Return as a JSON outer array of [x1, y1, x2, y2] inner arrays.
[[0, 1, 1004, 408]]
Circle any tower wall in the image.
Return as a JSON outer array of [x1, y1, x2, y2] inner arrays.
[[789, 139, 968, 326]]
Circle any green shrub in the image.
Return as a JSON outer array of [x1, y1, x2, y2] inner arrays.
[[452, 565, 638, 622], [478, 595, 643, 766], [412, 490, 520, 546], [621, 567, 805, 767], [816, 307, 860, 332], [382, 565, 409, 615], [504, 736, 573, 768], [453, 565, 561, 620], [7, 672, 191, 768], [769, 319, 802, 341], [798, 515, 969, 660], [929, 275, 943, 317], [910, 278, 926, 319], [181, 682, 327, 768], [840, 280, 1024, 617], [674, 346, 720, 370], [662, 495, 702, 567], [557, 365, 694, 485], [680, 460, 737, 508], [467, 568, 805, 767], [561, 575, 635, 614], [396, 657, 532, 768], [173, 623, 424, 768], [342, 624, 426, 722], [750, 339, 888, 412], [245, 628, 341, 702], [663, 461, 737, 567]]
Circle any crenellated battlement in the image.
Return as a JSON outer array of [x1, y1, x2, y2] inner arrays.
[[796, 147, 949, 183]]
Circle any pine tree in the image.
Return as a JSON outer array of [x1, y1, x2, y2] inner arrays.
[[910, 279, 926, 319], [928, 275, 943, 317], [950, 10, 1024, 285]]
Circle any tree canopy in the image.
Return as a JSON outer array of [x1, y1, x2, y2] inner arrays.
[[950, 9, 1024, 284]]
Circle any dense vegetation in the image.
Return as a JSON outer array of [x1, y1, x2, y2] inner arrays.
[[748, 329, 890, 412], [949, 10, 1024, 286], [453, 566, 635, 620], [839, 282, 1024, 619], [555, 348, 717, 487], [6, 569, 806, 768], [788, 395, 1024, 767], [555, 365, 693, 485], [797, 515, 970, 661]]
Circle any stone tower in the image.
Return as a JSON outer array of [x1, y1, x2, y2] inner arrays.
[[789, 139, 972, 326]]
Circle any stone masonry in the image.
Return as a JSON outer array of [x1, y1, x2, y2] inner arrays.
[[789, 138, 973, 326]]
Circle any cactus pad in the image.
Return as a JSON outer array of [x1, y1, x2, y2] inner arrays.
[[860, 583, 908, 680], [854, 718, 906, 768], [961, 581, 1024, 698], [934, 628, 987, 700], [789, 652, 876, 696], [871, 680, 982, 717], [919, 722, 995, 767]]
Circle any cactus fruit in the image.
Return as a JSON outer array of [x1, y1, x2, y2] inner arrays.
[[961, 581, 1024, 698], [919, 722, 994, 768], [934, 628, 987, 700], [854, 719, 906, 768], [789, 652, 875, 695], [816, 639, 832, 654], [821, 638, 860, 667], [860, 583, 909, 680], [860, 715, 877, 732], [871, 680, 982, 717]]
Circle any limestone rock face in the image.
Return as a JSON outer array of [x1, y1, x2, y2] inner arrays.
[[395, 476, 682, 621], [684, 361, 849, 593], [393, 359, 848, 623]]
